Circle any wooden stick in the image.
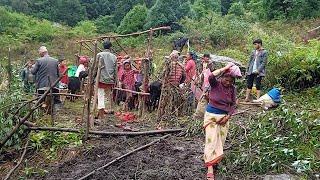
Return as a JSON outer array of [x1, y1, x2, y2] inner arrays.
[[84, 41, 98, 140], [91, 59, 102, 120], [48, 76, 54, 126], [49, 93, 84, 97], [77, 134, 171, 180], [76, 26, 171, 43], [7, 47, 12, 89], [28, 127, 183, 136], [238, 101, 263, 105], [4, 136, 30, 180], [0, 75, 63, 148], [113, 87, 150, 96]]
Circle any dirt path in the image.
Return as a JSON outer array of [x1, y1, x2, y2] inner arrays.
[[1, 99, 262, 180]]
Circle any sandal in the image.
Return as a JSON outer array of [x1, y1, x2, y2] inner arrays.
[[207, 173, 215, 180]]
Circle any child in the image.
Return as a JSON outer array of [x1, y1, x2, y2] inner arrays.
[[21, 60, 35, 93], [120, 60, 140, 110], [58, 57, 69, 89]]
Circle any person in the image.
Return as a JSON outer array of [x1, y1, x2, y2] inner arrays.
[[203, 63, 242, 180], [21, 60, 36, 93], [167, 50, 185, 86], [158, 50, 186, 117], [193, 54, 214, 119], [253, 87, 281, 110], [245, 39, 268, 101], [31, 46, 61, 106], [119, 60, 140, 110], [75, 56, 88, 78], [58, 56, 69, 89], [96, 40, 117, 118], [185, 51, 197, 84]]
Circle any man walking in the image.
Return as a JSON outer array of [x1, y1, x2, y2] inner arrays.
[[96, 40, 117, 118], [32, 46, 61, 105], [245, 39, 268, 101]]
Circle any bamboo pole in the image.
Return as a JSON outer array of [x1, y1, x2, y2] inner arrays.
[[76, 26, 171, 43], [84, 41, 98, 140], [78, 134, 171, 180], [0, 75, 63, 148], [28, 127, 183, 136]]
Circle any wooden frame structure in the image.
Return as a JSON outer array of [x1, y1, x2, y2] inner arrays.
[[75, 27, 171, 139]]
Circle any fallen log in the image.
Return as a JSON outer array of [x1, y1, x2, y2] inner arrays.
[[78, 134, 171, 180], [4, 136, 29, 180], [27, 127, 183, 136]]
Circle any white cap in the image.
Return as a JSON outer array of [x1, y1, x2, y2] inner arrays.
[[38, 46, 48, 53]]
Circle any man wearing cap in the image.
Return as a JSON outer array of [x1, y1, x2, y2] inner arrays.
[[245, 39, 268, 101], [32, 46, 61, 105], [96, 40, 117, 118]]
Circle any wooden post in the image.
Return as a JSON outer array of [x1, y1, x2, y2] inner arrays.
[[84, 41, 98, 140], [7, 47, 12, 90], [91, 59, 102, 122], [48, 76, 54, 126], [141, 29, 154, 116]]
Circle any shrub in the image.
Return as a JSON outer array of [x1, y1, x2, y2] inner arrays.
[[71, 20, 97, 37], [95, 15, 117, 34]]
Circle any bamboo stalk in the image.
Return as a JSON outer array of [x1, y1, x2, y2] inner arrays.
[[77, 134, 171, 180]]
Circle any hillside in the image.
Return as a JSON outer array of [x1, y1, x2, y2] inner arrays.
[[0, 3, 319, 180]]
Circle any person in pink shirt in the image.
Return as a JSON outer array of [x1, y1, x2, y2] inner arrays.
[[185, 52, 197, 84], [120, 60, 140, 111], [193, 54, 215, 119]]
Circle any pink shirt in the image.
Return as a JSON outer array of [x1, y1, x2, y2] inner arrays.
[[185, 59, 196, 83], [202, 68, 211, 90]]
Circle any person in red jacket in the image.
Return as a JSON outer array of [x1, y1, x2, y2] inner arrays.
[[58, 56, 69, 89]]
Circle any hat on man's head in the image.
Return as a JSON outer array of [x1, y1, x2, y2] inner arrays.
[[253, 39, 263, 45], [38, 46, 48, 53]]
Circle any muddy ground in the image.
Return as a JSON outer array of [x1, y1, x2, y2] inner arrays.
[[1, 99, 263, 180]]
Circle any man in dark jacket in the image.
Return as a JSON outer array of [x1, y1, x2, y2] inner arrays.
[[245, 39, 268, 101], [32, 46, 61, 104]]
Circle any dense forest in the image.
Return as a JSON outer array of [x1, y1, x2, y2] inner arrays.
[[0, 0, 319, 179], [0, 0, 319, 31]]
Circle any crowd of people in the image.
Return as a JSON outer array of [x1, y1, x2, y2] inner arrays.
[[21, 38, 282, 179]]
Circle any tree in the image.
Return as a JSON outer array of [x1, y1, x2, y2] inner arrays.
[[228, 2, 245, 16], [117, 4, 148, 34], [192, 0, 221, 19], [95, 15, 117, 33], [53, 0, 87, 26], [221, 0, 231, 15], [144, 0, 193, 29]]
